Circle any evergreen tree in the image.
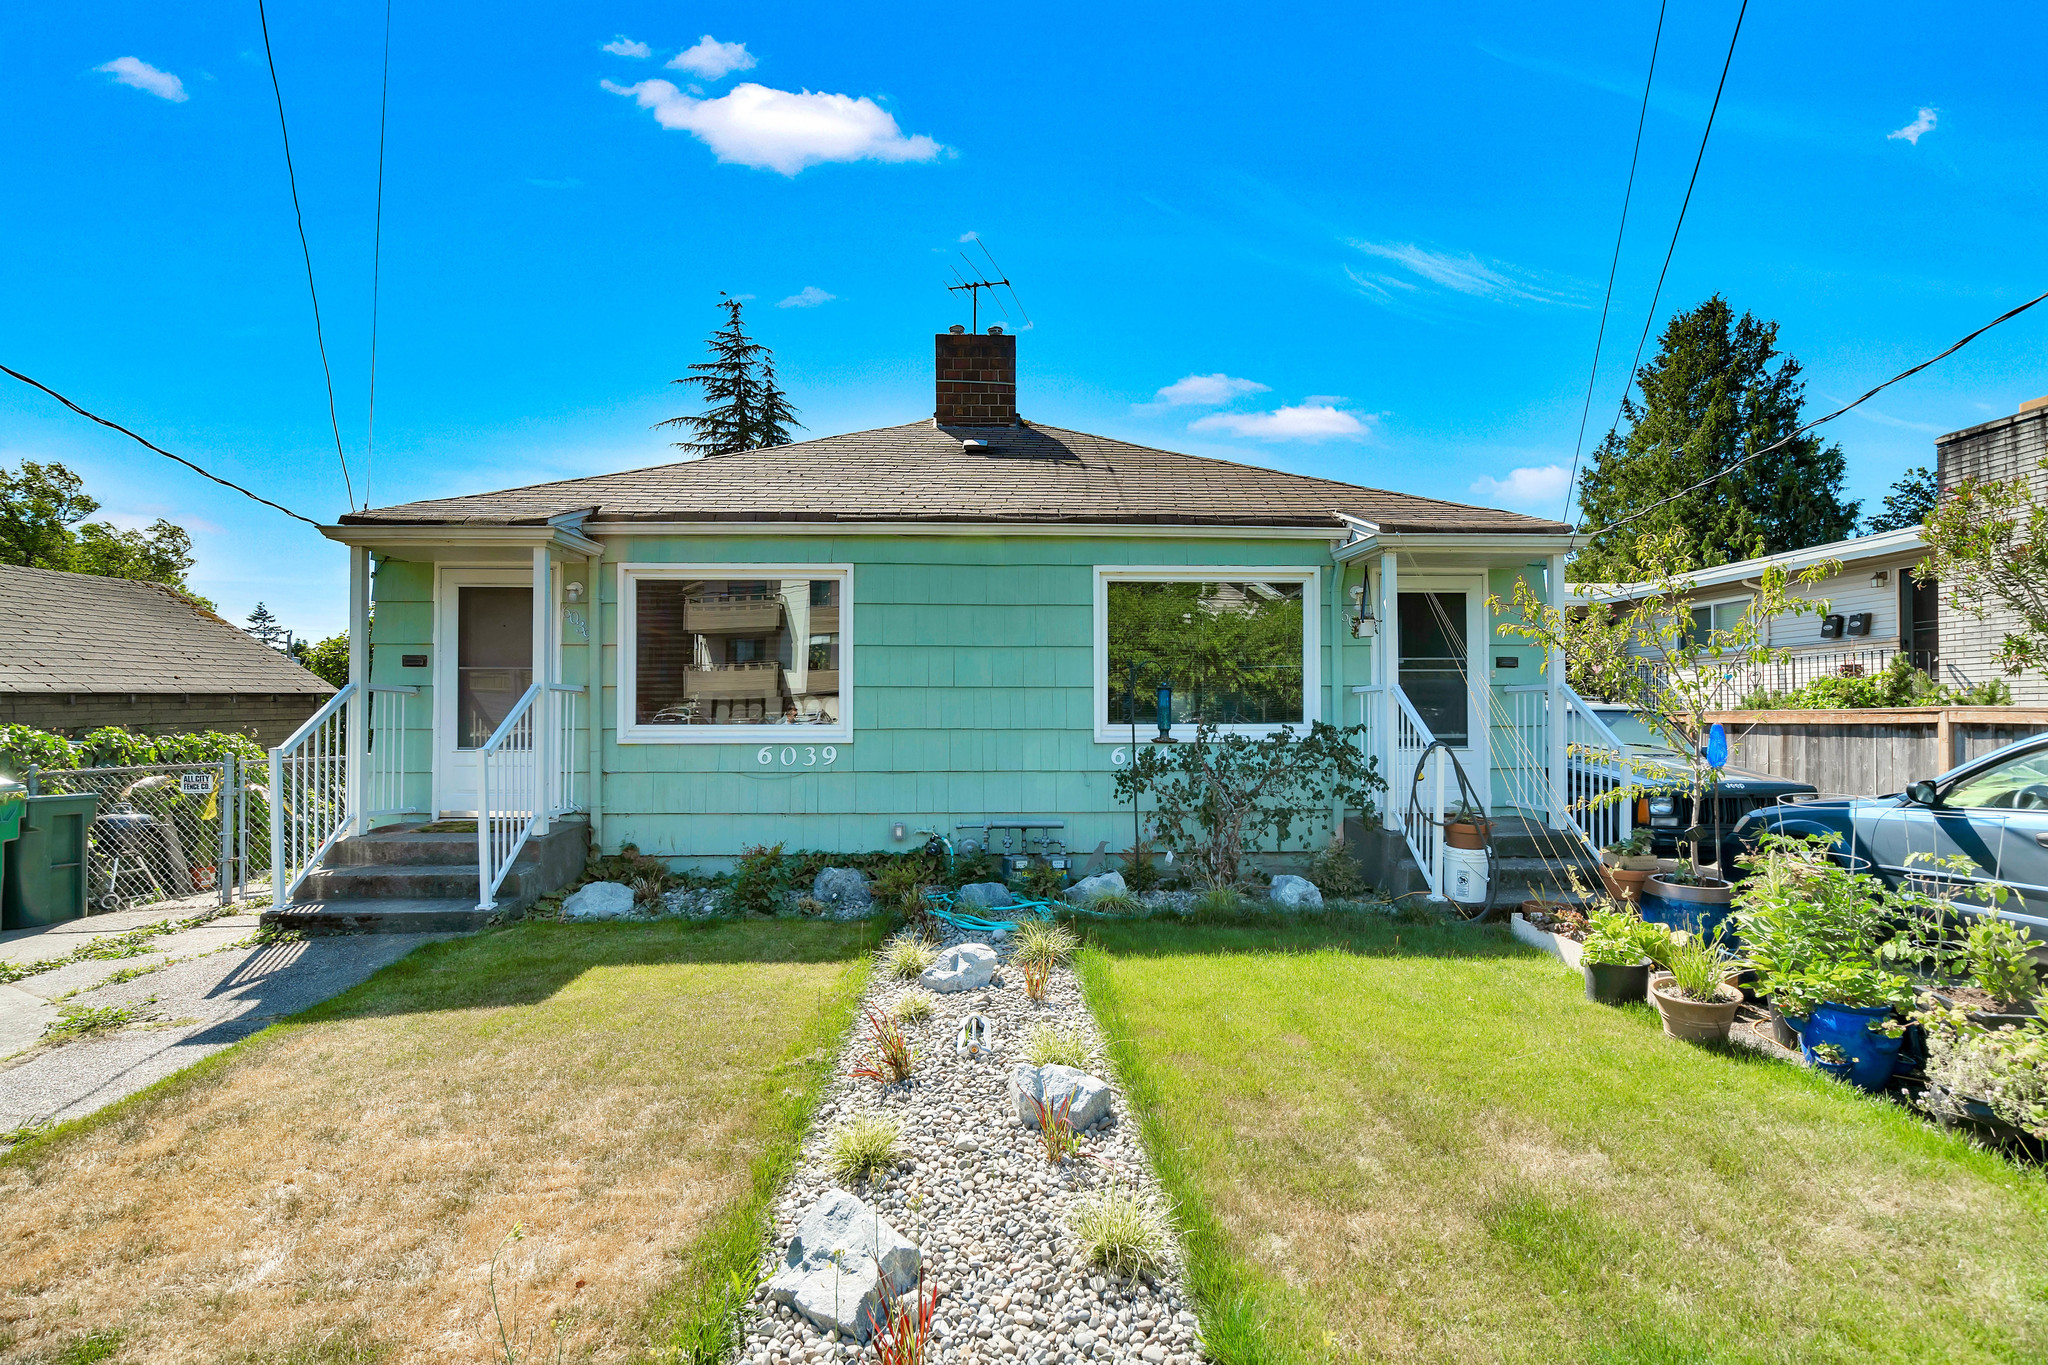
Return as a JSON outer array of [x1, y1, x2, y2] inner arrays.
[[245, 602, 289, 651], [657, 294, 803, 455], [1865, 466, 1937, 534], [1570, 296, 1859, 580]]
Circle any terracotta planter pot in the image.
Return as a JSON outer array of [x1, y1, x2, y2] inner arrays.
[[1598, 865, 1652, 903], [1601, 851, 1665, 873], [1445, 819, 1490, 851], [1649, 972, 1741, 1043]]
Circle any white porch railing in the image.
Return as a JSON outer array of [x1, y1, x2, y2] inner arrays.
[[549, 683, 587, 818], [365, 684, 421, 817], [270, 685, 354, 904], [1501, 683, 1637, 856], [478, 682, 542, 911], [1355, 683, 1457, 899]]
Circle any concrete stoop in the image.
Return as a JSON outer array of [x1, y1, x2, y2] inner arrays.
[[262, 818, 589, 936], [1343, 815, 1596, 913]]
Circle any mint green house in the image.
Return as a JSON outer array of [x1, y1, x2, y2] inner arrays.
[[275, 331, 1596, 918]]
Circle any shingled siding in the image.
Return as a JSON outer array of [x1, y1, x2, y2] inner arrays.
[[0, 692, 327, 746]]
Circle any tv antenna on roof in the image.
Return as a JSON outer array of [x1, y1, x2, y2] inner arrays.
[[945, 240, 1032, 335]]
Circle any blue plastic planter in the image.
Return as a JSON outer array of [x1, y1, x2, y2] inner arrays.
[[1802, 1002, 1903, 1092]]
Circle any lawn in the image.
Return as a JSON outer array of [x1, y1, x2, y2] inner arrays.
[[0, 918, 877, 1365], [1078, 915, 2048, 1365]]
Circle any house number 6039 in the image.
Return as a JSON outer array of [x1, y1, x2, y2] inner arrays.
[[757, 745, 838, 767]]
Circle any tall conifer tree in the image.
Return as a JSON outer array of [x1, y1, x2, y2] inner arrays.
[[658, 295, 803, 455], [1570, 296, 1859, 580]]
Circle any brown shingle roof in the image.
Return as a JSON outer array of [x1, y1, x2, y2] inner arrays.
[[0, 565, 335, 696], [339, 421, 1570, 535]]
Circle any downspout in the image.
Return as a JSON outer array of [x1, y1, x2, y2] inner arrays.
[[1328, 555, 1348, 843], [587, 549, 604, 851]]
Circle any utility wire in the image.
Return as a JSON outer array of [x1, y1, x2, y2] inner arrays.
[[1, 363, 322, 527], [1577, 0, 1750, 536], [364, 0, 394, 512], [256, 0, 356, 510], [1560, 0, 1669, 526], [1579, 288, 2048, 543]]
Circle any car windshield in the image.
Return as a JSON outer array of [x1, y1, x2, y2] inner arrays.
[[1943, 749, 2048, 809]]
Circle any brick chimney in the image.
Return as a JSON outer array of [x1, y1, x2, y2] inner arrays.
[[935, 328, 1016, 427]]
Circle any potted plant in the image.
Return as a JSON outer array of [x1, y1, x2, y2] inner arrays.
[[1579, 904, 1657, 1005], [1775, 958, 1915, 1092], [1643, 858, 1736, 941], [1445, 801, 1490, 851], [1915, 1003, 2048, 1149], [1734, 832, 1890, 1050], [1599, 829, 1658, 902], [1809, 1041, 1854, 1080], [1648, 928, 1743, 1043]]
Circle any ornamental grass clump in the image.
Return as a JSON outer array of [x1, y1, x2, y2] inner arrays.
[[866, 1274, 938, 1365], [1012, 918, 1079, 970], [1022, 957, 1051, 1003], [1068, 1185, 1168, 1280], [889, 989, 936, 1025], [851, 1009, 915, 1085], [1025, 1023, 1095, 1070], [1030, 1094, 1083, 1164], [827, 1115, 904, 1185], [877, 934, 938, 982], [1663, 930, 1738, 1004]]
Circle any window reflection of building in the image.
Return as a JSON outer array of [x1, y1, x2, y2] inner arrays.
[[637, 576, 842, 726]]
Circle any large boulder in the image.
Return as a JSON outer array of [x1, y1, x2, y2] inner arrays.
[[920, 943, 998, 993], [562, 881, 636, 921], [768, 1190, 921, 1339], [955, 882, 1014, 911], [1067, 871, 1127, 905], [1268, 874, 1324, 910], [813, 867, 875, 919], [1009, 1062, 1114, 1130]]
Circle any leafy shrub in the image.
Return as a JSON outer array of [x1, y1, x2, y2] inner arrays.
[[0, 723, 265, 781], [1024, 1023, 1095, 1070], [890, 989, 936, 1025], [950, 848, 999, 887], [1964, 916, 2040, 1010], [873, 861, 928, 917], [1579, 905, 1653, 967], [586, 842, 676, 888], [1068, 1186, 1169, 1279], [1118, 840, 1163, 895], [726, 843, 792, 917], [1739, 656, 2013, 710], [1307, 837, 1369, 899], [1012, 919, 1079, 970], [1016, 859, 1065, 902], [1918, 1006, 2048, 1139], [1113, 721, 1383, 887], [827, 1115, 903, 1184], [878, 933, 938, 981]]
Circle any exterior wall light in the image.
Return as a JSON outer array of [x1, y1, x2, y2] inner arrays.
[[1351, 583, 1377, 637]]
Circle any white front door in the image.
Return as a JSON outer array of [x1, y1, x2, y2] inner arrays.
[[435, 570, 533, 817], [1396, 576, 1493, 810]]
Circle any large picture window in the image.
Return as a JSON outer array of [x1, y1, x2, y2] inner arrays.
[[1096, 569, 1318, 739], [622, 565, 850, 741]]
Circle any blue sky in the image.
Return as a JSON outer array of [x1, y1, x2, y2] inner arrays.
[[4, 2, 2044, 637]]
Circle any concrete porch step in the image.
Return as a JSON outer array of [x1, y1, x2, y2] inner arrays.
[[296, 863, 482, 901], [322, 827, 486, 866], [264, 898, 492, 936]]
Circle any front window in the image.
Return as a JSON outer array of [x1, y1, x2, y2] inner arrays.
[[625, 567, 850, 739], [1945, 749, 2048, 810], [1100, 572, 1314, 735]]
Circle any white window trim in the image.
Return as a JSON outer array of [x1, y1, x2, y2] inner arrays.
[[1092, 565, 1321, 744], [618, 561, 853, 744]]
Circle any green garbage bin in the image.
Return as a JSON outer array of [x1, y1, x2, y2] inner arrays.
[[2, 790, 97, 930], [0, 780, 22, 915]]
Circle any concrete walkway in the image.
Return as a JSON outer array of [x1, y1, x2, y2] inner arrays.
[[1, 903, 450, 1136]]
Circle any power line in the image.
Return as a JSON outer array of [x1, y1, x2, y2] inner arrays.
[[1, 363, 322, 527], [256, 0, 356, 509], [364, 0, 394, 512], [1559, 0, 1669, 526], [1577, 0, 1751, 533], [1579, 287, 2048, 543]]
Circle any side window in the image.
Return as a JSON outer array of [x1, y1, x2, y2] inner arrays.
[[1944, 750, 2048, 810]]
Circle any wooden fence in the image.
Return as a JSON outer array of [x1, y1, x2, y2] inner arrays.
[[1703, 707, 2048, 796]]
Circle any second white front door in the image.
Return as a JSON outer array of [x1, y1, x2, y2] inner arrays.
[[1396, 578, 1492, 810], [435, 570, 533, 817]]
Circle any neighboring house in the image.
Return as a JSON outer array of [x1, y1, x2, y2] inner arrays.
[[0, 564, 335, 745], [295, 328, 1584, 904], [1936, 395, 2048, 704], [1569, 524, 1937, 707]]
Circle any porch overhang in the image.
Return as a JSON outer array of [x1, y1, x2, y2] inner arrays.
[[320, 520, 603, 565], [1332, 521, 1578, 569]]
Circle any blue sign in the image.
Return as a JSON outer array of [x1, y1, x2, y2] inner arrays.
[[1705, 722, 1728, 770]]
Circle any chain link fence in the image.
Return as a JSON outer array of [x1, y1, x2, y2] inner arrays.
[[27, 758, 272, 915]]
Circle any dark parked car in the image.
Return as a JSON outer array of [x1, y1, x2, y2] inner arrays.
[[1627, 767, 1819, 876], [1733, 732, 2048, 934]]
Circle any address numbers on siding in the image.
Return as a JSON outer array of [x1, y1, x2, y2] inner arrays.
[[756, 745, 839, 767]]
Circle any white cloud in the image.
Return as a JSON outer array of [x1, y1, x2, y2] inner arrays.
[[1470, 464, 1571, 511], [1189, 405, 1368, 441], [1347, 240, 1573, 306], [668, 35, 756, 79], [605, 79, 944, 175], [602, 35, 652, 58], [778, 286, 836, 308], [1888, 106, 1937, 144], [96, 57, 187, 102], [1150, 374, 1270, 407]]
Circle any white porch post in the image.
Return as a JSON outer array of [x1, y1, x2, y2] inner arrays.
[[1546, 552, 1568, 829], [532, 546, 554, 837], [346, 544, 370, 836], [1378, 550, 1399, 832]]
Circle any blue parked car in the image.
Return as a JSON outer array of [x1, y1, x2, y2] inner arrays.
[[1732, 732, 2048, 936]]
